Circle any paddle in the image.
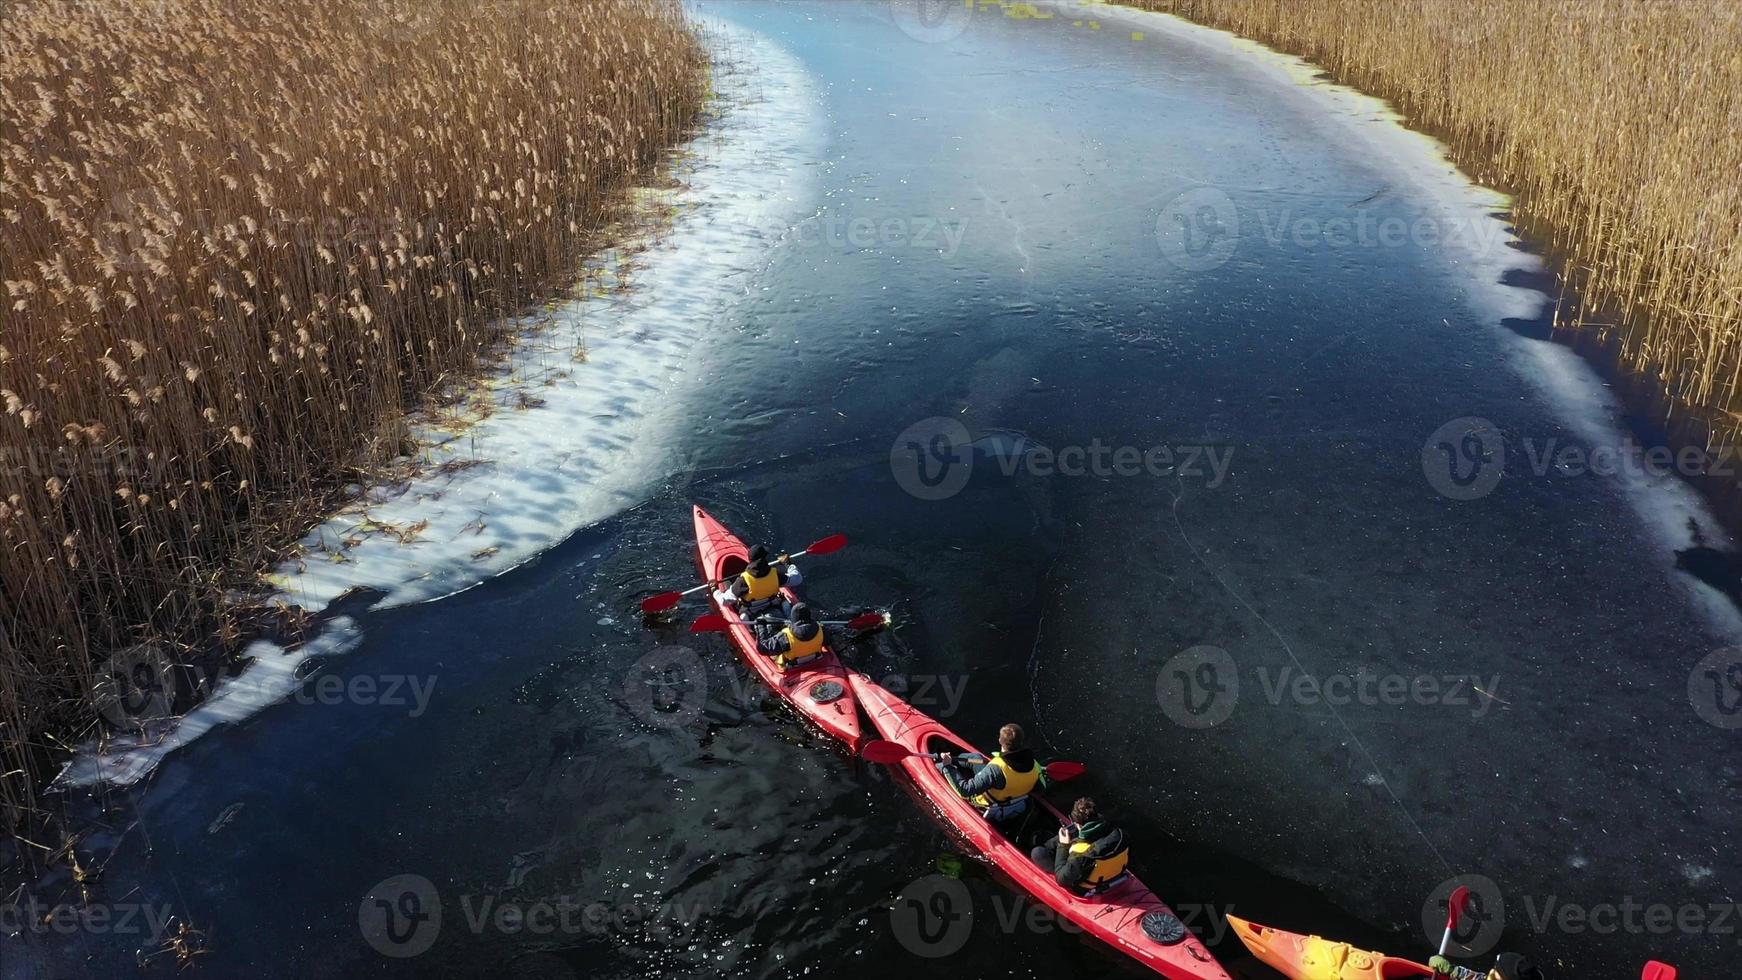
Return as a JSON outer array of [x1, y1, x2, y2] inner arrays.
[[1641, 962, 1678, 980], [1436, 885, 1472, 958], [640, 533, 848, 613], [860, 739, 1087, 781], [690, 611, 889, 634]]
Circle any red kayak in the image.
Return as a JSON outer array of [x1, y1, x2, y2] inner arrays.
[[849, 671, 1232, 980], [692, 506, 863, 751]]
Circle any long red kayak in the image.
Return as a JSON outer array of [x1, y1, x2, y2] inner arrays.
[[848, 671, 1232, 980], [691, 506, 864, 751], [1226, 915, 1434, 979]]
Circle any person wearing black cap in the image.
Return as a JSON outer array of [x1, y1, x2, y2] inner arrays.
[[720, 544, 803, 618], [1429, 952, 1545, 980], [754, 602, 827, 670]]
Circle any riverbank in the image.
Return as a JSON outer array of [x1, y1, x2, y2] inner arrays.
[[1122, 0, 1742, 517], [0, 0, 705, 859]]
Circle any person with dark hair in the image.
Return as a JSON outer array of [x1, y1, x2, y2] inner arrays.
[[719, 544, 803, 617], [754, 602, 827, 670], [1029, 797, 1130, 894], [937, 723, 1039, 822]]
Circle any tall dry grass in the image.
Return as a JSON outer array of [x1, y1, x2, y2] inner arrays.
[[0, 0, 703, 842], [1134, 0, 1742, 444]]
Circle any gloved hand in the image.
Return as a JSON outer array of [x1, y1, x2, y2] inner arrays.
[[1428, 956, 1453, 977], [713, 589, 735, 606]]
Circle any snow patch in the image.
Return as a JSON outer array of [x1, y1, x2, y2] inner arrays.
[[56, 20, 825, 788]]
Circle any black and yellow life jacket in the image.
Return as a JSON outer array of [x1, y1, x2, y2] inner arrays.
[[775, 625, 825, 669], [969, 752, 1040, 808], [738, 564, 780, 602], [1069, 836, 1130, 888]]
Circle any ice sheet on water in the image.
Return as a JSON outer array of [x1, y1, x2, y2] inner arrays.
[[1065, 0, 1740, 636], [57, 20, 826, 788]]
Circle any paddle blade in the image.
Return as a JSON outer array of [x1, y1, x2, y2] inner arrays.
[[640, 591, 683, 614], [1445, 885, 1472, 931], [1043, 761, 1087, 782], [845, 611, 889, 631], [689, 614, 730, 634], [1642, 962, 1678, 980], [860, 740, 914, 765], [803, 533, 848, 556]]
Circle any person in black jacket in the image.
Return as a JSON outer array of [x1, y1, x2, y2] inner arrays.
[[1030, 797, 1130, 893], [937, 724, 1040, 823], [754, 603, 827, 670], [718, 545, 803, 617]]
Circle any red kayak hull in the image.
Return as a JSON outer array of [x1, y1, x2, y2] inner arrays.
[[849, 672, 1232, 980], [691, 506, 863, 751]]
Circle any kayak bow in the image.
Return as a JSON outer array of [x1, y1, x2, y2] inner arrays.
[[1227, 915, 1435, 979], [849, 672, 1231, 980], [691, 506, 864, 750]]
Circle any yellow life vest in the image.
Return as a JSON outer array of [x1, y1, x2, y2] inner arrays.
[[969, 752, 1040, 808], [1069, 838, 1130, 888], [738, 565, 780, 601], [775, 625, 825, 668]]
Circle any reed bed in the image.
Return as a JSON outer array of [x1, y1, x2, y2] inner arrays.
[[1134, 0, 1742, 450], [0, 0, 704, 843]]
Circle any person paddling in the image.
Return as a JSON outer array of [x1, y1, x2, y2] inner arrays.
[[937, 723, 1039, 823], [1030, 797, 1131, 894], [755, 602, 827, 670], [1429, 951, 1545, 980], [717, 544, 802, 617]]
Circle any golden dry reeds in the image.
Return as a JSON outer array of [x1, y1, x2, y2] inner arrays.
[[0, 0, 704, 839], [1134, 0, 1742, 442]]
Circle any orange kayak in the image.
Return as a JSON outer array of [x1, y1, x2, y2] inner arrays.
[[1227, 915, 1435, 980]]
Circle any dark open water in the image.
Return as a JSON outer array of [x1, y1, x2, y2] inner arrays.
[[11, 2, 1737, 978]]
